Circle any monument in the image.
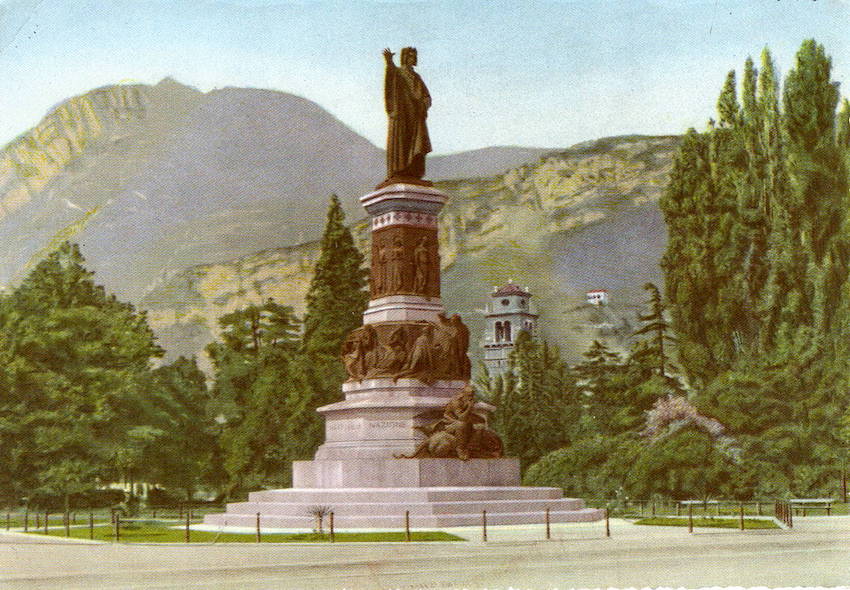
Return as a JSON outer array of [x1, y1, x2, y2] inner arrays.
[[204, 49, 603, 528]]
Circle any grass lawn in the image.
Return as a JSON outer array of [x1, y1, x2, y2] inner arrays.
[[634, 516, 779, 529], [30, 522, 463, 543]]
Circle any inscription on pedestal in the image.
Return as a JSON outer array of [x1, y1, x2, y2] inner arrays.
[[368, 420, 406, 429]]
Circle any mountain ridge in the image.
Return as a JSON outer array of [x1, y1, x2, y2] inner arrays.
[[0, 78, 558, 300]]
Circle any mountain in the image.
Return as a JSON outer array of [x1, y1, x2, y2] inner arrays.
[[0, 80, 677, 366], [0, 79, 550, 301], [428, 146, 553, 180], [141, 135, 679, 368]]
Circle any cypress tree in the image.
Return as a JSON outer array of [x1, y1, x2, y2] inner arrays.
[[837, 99, 850, 150], [717, 70, 739, 127]]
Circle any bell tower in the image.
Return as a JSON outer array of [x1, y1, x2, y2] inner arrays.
[[482, 281, 538, 375]]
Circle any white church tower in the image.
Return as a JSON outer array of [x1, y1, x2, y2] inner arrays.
[[482, 280, 538, 376]]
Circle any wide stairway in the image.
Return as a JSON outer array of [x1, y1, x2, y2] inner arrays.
[[203, 486, 604, 529]]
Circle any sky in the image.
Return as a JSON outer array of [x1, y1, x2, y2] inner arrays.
[[0, 0, 848, 154]]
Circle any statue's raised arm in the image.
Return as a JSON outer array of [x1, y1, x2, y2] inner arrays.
[[382, 46, 432, 186]]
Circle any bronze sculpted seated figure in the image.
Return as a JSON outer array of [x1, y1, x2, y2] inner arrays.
[[398, 386, 504, 460]]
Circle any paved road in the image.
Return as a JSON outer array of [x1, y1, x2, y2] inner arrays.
[[1, 517, 848, 589]]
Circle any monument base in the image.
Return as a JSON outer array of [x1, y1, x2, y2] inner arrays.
[[203, 485, 604, 529], [293, 457, 520, 488]]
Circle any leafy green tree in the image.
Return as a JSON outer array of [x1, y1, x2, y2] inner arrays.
[[0, 243, 163, 507], [143, 356, 214, 501], [626, 426, 735, 501], [494, 331, 581, 470], [280, 195, 369, 469], [208, 300, 301, 494], [523, 435, 640, 498]]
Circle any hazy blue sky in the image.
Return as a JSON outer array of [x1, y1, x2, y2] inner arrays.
[[0, 0, 848, 153]]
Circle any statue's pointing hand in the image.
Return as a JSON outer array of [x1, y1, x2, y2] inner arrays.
[[383, 48, 395, 65]]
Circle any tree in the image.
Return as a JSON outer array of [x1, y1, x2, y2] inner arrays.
[[716, 70, 739, 127], [494, 331, 581, 470], [301, 195, 368, 357], [0, 243, 163, 507], [633, 283, 676, 376], [207, 300, 301, 494], [626, 426, 735, 501], [143, 357, 214, 501]]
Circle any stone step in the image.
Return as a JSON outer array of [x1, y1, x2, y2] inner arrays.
[[222, 497, 585, 517], [247, 486, 563, 503], [203, 507, 604, 529]]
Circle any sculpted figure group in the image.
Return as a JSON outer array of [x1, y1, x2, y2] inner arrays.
[[398, 386, 504, 460], [342, 313, 471, 384], [372, 232, 437, 297]]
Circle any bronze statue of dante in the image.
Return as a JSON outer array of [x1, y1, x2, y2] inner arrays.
[[383, 47, 432, 182]]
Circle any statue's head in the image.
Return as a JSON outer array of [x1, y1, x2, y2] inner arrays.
[[400, 47, 417, 67]]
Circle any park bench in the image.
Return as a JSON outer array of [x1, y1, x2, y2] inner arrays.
[[789, 498, 833, 516]]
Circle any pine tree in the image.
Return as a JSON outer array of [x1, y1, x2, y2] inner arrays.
[[302, 195, 368, 357], [633, 283, 675, 376]]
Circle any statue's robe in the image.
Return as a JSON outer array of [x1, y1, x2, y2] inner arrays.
[[385, 64, 432, 179]]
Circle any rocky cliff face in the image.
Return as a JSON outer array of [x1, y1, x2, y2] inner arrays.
[[0, 85, 146, 219], [0, 79, 554, 301], [141, 135, 679, 367], [0, 80, 677, 366]]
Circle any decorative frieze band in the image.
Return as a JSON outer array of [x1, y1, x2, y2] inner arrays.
[[371, 211, 438, 229]]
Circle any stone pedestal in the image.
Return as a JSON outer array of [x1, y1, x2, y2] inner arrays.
[[204, 182, 604, 530], [293, 457, 520, 488], [312, 378, 491, 460]]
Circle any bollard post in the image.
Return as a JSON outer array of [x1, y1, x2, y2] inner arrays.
[[756, 501, 761, 516], [688, 504, 693, 533], [24, 507, 28, 532], [405, 510, 411, 542], [115, 513, 120, 543], [329, 512, 334, 543], [739, 503, 744, 531], [89, 512, 94, 540], [605, 509, 610, 538], [676, 502, 681, 516], [545, 508, 550, 540], [255, 512, 261, 543], [788, 503, 793, 528], [482, 510, 487, 542]]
